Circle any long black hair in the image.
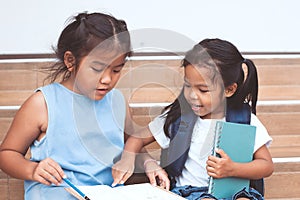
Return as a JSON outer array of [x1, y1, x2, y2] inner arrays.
[[163, 38, 258, 137]]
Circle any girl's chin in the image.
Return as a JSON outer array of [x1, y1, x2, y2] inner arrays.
[[191, 106, 205, 114], [191, 108, 204, 116], [90, 93, 106, 101], [191, 108, 212, 119]]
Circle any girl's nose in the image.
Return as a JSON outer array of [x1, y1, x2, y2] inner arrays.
[[189, 88, 198, 99], [99, 69, 111, 84]]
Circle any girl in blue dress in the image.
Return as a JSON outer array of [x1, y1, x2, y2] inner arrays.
[[0, 11, 167, 199]]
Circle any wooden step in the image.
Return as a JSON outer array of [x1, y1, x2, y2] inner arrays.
[[264, 160, 300, 199], [1, 58, 300, 106], [2, 102, 300, 158]]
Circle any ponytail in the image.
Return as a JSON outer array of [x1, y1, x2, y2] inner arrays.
[[75, 12, 89, 38], [239, 58, 258, 114], [163, 90, 192, 137]]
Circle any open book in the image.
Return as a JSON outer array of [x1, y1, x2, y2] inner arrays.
[[65, 183, 185, 200]]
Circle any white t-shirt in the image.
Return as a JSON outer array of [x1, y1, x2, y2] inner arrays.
[[148, 114, 272, 187]]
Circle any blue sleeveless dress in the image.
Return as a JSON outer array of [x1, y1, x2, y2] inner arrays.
[[24, 83, 126, 199]]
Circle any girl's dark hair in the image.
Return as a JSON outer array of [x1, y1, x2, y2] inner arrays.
[[163, 38, 258, 137], [44, 12, 131, 83]]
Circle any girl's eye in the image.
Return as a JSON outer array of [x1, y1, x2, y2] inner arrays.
[[112, 65, 124, 73], [199, 89, 209, 93], [113, 67, 122, 73], [113, 69, 121, 73], [184, 83, 191, 88], [91, 67, 104, 73]]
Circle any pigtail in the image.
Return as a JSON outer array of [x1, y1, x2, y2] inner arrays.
[[163, 90, 192, 138], [240, 58, 258, 114], [75, 13, 89, 41]]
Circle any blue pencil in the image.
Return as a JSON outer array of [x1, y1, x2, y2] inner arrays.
[[63, 177, 91, 200]]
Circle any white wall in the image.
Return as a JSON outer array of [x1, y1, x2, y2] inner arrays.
[[1, 0, 300, 54]]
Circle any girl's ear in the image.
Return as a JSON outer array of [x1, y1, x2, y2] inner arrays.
[[64, 51, 76, 72], [225, 83, 237, 97]]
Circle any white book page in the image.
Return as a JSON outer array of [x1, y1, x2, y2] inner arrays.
[[77, 183, 185, 200]]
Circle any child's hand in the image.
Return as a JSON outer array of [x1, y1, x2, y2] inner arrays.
[[144, 159, 170, 190], [32, 157, 65, 186], [111, 154, 135, 187], [206, 148, 234, 179]]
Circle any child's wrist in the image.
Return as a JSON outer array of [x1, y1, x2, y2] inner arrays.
[[143, 158, 157, 169], [121, 151, 136, 158]]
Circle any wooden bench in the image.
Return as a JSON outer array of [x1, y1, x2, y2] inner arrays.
[[1, 56, 300, 199]]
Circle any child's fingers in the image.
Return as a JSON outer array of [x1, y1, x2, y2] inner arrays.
[[206, 158, 217, 168], [121, 171, 133, 184], [215, 148, 228, 159], [207, 155, 219, 164], [111, 174, 124, 187], [147, 172, 157, 187], [112, 170, 131, 187], [158, 175, 170, 190], [46, 158, 65, 182], [33, 158, 64, 185]]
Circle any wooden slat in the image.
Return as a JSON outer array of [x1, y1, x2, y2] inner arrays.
[[271, 135, 300, 147], [257, 112, 300, 135], [257, 102, 300, 113], [0, 70, 37, 91], [265, 161, 300, 199], [257, 65, 300, 85], [259, 86, 300, 100], [265, 172, 300, 199], [270, 147, 300, 158], [0, 91, 33, 106], [7, 179, 24, 200], [0, 179, 8, 200], [0, 118, 13, 142], [0, 170, 8, 180], [251, 58, 300, 65], [126, 87, 180, 103]]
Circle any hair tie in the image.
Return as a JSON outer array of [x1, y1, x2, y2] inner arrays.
[[76, 13, 88, 22], [81, 16, 87, 22], [241, 59, 248, 83]]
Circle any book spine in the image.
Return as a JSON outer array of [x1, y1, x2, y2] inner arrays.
[[208, 121, 223, 193]]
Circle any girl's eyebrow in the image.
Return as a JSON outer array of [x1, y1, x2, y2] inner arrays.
[[91, 61, 125, 68], [112, 63, 125, 68], [184, 78, 208, 87], [91, 60, 106, 66]]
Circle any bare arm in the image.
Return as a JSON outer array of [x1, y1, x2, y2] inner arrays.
[[207, 144, 274, 179], [112, 103, 157, 186], [0, 91, 64, 185]]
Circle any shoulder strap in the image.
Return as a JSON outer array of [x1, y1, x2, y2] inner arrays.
[[160, 111, 197, 179], [225, 103, 251, 124]]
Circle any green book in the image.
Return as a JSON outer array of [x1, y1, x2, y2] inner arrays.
[[208, 121, 256, 199]]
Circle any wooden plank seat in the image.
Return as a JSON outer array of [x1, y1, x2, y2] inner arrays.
[[1, 57, 300, 199]]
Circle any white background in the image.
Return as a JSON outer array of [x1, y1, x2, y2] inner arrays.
[[0, 0, 300, 54]]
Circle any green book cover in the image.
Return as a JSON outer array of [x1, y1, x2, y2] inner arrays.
[[208, 121, 256, 199]]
